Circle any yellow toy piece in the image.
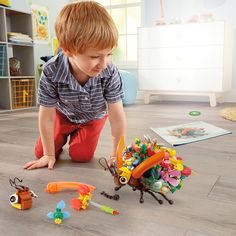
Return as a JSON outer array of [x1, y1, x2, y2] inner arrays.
[[55, 218, 62, 225], [116, 136, 125, 173], [79, 192, 92, 209], [11, 202, 22, 210], [118, 166, 132, 184], [0, 0, 11, 7]]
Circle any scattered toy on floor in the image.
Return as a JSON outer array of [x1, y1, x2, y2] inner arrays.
[[44, 181, 95, 193], [47, 200, 70, 224], [9, 177, 37, 210], [189, 110, 201, 116], [99, 135, 192, 204], [71, 185, 119, 215], [45, 181, 119, 215], [100, 191, 120, 201]]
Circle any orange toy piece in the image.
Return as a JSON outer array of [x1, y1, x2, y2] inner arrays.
[[71, 185, 92, 211], [45, 182, 96, 194], [71, 185, 119, 215], [9, 177, 37, 210], [116, 136, 125, 173], [131, 151, 165, 179]]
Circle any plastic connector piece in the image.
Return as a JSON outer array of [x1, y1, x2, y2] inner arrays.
[[45, 182, 96, 194]]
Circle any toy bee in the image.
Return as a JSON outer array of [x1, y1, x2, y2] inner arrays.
[[9, 177, 37, 210]]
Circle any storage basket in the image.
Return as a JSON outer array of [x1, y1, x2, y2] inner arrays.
[[0, 44, 6, 76], [11, 79, 35, 109]]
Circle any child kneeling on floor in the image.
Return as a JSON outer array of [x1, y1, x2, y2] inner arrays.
[[24, 1, 126, 170]]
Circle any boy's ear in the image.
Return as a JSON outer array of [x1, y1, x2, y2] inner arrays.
[[61, 47, 73, 57]]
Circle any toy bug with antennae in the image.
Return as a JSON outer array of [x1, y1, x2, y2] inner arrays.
[[9, 177, 37, 210], [99, 136, 192, 204]]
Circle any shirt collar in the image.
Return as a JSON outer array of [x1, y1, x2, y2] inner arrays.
[[52, 52, 113, 90]]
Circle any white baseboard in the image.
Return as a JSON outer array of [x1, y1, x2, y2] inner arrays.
[[137, 89, 236, 103]]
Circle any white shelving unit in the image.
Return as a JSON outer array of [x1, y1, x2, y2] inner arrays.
[[138, 21, 234, 107], [0, 6, 36, 112]]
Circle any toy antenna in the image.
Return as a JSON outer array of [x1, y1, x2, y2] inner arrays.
[[116, 136, 125, 173], [9, 177, 25, 190], [98, 157, 118, 177]]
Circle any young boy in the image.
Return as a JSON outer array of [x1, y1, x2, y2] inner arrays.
[[24, 1, 126, 170]]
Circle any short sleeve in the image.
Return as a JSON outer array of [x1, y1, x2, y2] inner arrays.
[[103, 65, 124, 103], [37, 68, 58, 107]]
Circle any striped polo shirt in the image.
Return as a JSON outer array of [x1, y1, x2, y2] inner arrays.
[[38, 52, 124, 124]]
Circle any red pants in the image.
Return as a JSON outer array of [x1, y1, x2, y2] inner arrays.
[[35, 110, 107, 162]]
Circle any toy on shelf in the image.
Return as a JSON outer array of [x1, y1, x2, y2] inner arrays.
[[47, 200, 70, 224], [71, 184, 119, 215], [9, 177, 37, 210], [99, 136, 192, 204]]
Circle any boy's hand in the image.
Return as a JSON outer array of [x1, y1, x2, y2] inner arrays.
[[107, 156, 116, 167], [23, 155, 56, 170]]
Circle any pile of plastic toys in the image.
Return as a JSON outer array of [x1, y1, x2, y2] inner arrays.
[[121, 136, 192, 195]]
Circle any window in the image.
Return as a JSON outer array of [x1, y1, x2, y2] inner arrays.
[[97, 0, 141, 67]]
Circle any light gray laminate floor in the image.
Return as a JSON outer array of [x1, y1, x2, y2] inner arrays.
[[0, 101, 236, 236]]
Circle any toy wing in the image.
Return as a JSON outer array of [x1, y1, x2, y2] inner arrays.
[[131, 150, 165, 179], [63, 211, 70, 219], [116, 136, 125, 174], [47, 212, 54, 219], [57, 200, 65, 210]]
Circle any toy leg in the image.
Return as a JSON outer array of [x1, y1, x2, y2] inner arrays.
[[139, 190, 144, 203], [146, 190, 163, 204], [157, 192, 174, 205]]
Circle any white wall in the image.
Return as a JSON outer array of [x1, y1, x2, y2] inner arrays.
[[142, 0, 236, 102], [9, 0, 236, 102]]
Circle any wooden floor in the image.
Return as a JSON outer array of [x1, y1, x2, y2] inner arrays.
[[0, 101, 236, 236]]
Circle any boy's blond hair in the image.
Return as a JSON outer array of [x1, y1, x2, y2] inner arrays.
[[55, 1, 118, 54]]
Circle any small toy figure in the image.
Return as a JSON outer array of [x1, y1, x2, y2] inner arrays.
[[45, 181, 119, 215], [47, 200, 70, 224], [9, 177, 37, 210], [71, 185, 119, 215]]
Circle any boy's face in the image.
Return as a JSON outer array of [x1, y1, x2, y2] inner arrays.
[[67, 47, 113, 79]]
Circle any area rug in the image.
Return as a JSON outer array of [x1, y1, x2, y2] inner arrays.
[[219, 107, 236, 122]]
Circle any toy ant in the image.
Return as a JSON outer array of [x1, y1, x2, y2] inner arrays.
[[99, 136, 191, 204], [9, 177, 37, 210]]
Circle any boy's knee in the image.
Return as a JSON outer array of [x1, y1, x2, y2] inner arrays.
[[69, 146, 94, 162]]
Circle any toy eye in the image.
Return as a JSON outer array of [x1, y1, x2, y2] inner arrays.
[[9, 194, 18, 204], [119, 176, 128, 184]]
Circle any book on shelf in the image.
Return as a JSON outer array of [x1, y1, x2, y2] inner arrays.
[[7, 32, 33, 44]]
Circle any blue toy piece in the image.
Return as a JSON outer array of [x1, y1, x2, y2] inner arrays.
[[47, 200, 70, 224], [119, 70, 137, 105]]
